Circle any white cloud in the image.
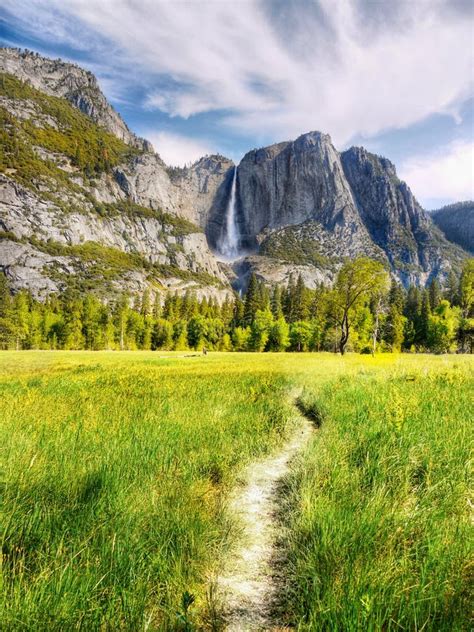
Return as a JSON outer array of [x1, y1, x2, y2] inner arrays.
[[399, 140, 474, 208], [2, 0, 473, 145], [143, 131, 216, 167]]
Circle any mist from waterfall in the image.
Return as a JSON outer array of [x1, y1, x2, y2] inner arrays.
[[219, 166, 241, 261]]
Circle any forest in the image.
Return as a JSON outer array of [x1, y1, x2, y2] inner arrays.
[[1, 257, 473, 354]]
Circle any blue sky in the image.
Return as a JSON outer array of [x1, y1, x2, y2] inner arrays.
[[1, 0, 473, 209]]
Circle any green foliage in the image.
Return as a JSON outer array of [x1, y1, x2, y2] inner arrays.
[[0, 72, 136, 187], [90, 199, 201, 236], [330, 257, 390, 354], [260, 226, 334, 268], [427, 300, 460, 353], [1, 257, 473, 352], [281, 362, 473, 630]]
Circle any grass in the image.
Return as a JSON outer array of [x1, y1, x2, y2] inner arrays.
[[0, 352, 472, 630], [281, 357, 473, 631]]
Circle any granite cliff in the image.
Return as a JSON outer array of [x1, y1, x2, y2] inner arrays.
[[0, 48, 469, 301]]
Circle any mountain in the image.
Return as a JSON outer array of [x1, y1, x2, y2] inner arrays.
[[430, 202, 474, 254], [0, 48, 469, 301], [0, 48, 233, 301], [0, 47, 150, 151], [223, 133, 465, 288]]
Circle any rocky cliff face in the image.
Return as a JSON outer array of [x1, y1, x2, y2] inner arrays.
[[0, 48, 151, 152], [238, 132, 358, 234], [430, 202, 474, 254], [339, 146, 462, 285], [0, 49, 232, 300], [0, 47, 468, 300], [234, 132, 465, 287]]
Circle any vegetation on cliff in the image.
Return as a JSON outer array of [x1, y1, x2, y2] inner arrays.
[[0, 72, 136, 186]]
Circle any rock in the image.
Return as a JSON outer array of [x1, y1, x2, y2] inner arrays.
[[0, 47, 469, 300], [430, 201, 474, 254], [0, 47, 151, 151]]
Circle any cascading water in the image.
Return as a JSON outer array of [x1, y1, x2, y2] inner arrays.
[[219, 166, 240, 260]]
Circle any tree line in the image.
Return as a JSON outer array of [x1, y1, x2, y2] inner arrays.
[[0, 258, 473, 354]]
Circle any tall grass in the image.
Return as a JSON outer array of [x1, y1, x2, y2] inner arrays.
[[281, 360, 473, 631], [0, 352, 472, 630], [0, 352, 292, 629]]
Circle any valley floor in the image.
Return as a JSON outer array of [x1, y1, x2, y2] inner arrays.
[[0, 352, 472, 630]]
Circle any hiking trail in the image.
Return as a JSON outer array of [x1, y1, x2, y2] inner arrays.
[[215, 394, 315, 630]]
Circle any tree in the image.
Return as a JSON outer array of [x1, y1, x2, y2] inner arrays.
[[63, 296, 84, 350], [428, 300, 460, 353], [187, 315, 208, 349], [11, 290, 30, 350], [151, 318, 173, 350], [459, 259, 474, 318], [289, 321, 312, 352], [330, 258, 390, 355], [417, 290, 431, 349], [243, 274, 259, 325], [294, 274, 310, 321], [270, 285, 284, 320], [458, 259, 474, 353], [445, 270, 459, 305], [232, 326, 250, 351], [384, 280, 405, 352], [429, 278, 441, 310], [114, 293, 130, 350], [268, 317, 289, 351], [370, 289, 388, 355], [173, 320, 188, 351], [141, 289, 151, 317], [248, 309, 273, 352]]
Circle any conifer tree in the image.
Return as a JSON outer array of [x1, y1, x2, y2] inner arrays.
[[294, 274, 310, 321], [418, 290, 431, 349], [429, 278, 441, 310], [243, 273, 259, 325], [270, 285, 284, 320]]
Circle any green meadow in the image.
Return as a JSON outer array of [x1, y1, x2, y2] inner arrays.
[[0, 352, 472, 630]]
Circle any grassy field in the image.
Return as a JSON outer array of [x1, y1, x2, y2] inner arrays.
[[0, 352, 472, 630], [282, 359, 473, 630]]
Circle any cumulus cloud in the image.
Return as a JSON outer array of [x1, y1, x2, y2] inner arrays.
[[399, 140, 474, 208], [143, 131, 216, 167], [2, 0, 473, 146]]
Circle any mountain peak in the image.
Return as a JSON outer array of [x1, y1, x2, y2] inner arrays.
[[0, 47, 151, 152]]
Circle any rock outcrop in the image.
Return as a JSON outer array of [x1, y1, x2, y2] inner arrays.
[[0, 47, 469, 300], [234, 132, 465, 287], [430, 202, 474, 254], [0, 47, 151, 152]]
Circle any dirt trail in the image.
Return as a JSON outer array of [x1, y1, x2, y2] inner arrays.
[[215, 400, 314, 631]]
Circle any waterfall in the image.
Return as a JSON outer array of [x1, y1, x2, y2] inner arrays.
[[219, 166, 240, 260]]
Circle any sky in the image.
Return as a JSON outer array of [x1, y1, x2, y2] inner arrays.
[[1, 0, 473, 209]]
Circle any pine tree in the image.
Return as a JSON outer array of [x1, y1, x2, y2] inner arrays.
[[152, 293, 162, 319], [232, 295, 245, 328], [403, 286, 421, 349], [417, 290, 431, 349], [294, 274, 310, 321], [284, 274, 297, 322], [445, 270, 459, 305], [141, 289, 151, 317], [428, 278, 441, 310], [12, 290, 30, 350], [270, 285, 284, 320], [243, 273, 259, 325]]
